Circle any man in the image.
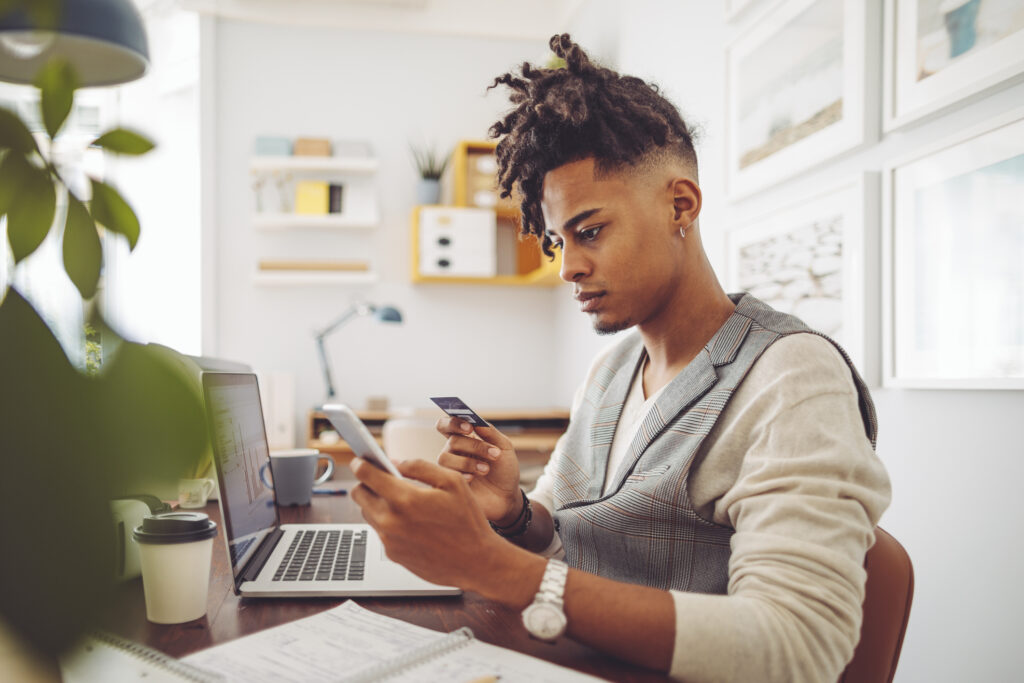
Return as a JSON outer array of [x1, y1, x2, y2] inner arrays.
[[349, 34, 891, 682]]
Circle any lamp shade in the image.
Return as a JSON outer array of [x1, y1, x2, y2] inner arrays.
[[0, 0, 149, 86]]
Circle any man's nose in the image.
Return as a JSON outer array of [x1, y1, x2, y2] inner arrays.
[[559, 244, 589, 283]]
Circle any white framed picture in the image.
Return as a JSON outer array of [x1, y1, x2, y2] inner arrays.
[[883, 0, 1024, 131], [727, 174, 879, 383], [882, 109, 1024, 389], [725, 0, 879, 199]]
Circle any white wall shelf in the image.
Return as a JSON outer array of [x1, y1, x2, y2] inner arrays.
[[252, 271, 379, 286], [253, 213, 379, 230], [249, 156, 379, 174]]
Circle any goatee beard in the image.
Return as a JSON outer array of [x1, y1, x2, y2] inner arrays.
[[594, 318, 633, 335]]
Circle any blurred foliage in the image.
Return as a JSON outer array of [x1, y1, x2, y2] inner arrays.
[[0, 52, 210, 658]]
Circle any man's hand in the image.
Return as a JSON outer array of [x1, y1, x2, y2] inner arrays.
[[349, 457, 674, 673], [435, 417, 522, 524], [348, 457, 534, 594]]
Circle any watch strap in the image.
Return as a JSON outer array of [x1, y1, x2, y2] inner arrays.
[[536, 558, 568, 606]]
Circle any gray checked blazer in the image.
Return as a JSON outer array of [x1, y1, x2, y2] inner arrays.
[[550, 293, 877, 594]]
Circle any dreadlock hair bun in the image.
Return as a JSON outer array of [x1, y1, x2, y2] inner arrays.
[[488, 33, 699, 257]]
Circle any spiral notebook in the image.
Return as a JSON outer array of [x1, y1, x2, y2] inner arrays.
[[60, 631, 224, 683], [181, 600, 602, 682]]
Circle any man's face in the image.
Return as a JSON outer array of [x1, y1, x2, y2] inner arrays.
[[540, 158, 684, 335]]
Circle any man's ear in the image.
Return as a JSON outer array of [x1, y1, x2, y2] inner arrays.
[[671, 177, 702, 228]]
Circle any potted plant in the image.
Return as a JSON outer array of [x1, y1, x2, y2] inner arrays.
[[410, 143, 449, 205], [0, 46, 208, 680]]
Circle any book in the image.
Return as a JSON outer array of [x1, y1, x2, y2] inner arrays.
[[60, 631, 224, 683], [295, 180, 329, 214], [328, 183, 344, 213], [181, 600, 602, 683]]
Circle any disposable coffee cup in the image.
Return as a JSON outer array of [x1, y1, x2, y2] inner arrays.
[[133, 512, 218, 624]]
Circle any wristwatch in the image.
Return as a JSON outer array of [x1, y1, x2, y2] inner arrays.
[[521, 558, 569, 642]]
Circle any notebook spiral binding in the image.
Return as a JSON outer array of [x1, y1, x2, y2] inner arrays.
[[340, 627, 476, 683], [88, 631, 225, 682]]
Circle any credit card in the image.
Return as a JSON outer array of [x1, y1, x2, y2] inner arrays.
[[430, 396, 489, 427]]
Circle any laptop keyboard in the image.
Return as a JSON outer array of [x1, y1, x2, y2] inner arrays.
[[271, 529, 367, 582]]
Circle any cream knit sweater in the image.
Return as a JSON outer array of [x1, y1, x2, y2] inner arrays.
[[530, 333, 892, 682]]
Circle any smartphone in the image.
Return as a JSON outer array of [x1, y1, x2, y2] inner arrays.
[[321, 404, 403, 478], [430, 396, 489, 428]]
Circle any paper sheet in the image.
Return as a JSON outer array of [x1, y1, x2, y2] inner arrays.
[[181, 601, 603, 683], [182, 601, 438, 682]]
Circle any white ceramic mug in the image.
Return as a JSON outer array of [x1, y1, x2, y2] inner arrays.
[[178, 478, 216, 508]]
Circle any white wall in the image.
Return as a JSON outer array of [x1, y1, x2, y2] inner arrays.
[[107, 7, 202, 355], [563, 2, 1024, 681], [203, 18, 561, 439]]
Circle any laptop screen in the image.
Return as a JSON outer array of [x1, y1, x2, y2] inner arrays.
[[201, 372, 279, 575]]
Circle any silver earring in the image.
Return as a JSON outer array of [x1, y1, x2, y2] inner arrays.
[[679, 225, 686, 239]]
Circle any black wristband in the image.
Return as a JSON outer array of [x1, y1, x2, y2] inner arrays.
[[490, 489, 532, 538]]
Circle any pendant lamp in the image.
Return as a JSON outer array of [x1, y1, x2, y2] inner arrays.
[[0, 0, 149, 86]]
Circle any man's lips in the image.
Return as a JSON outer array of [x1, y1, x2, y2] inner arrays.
[[574, 290, 605, 312]]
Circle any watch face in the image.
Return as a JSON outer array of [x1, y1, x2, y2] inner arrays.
[[523, 603, 567, 640]]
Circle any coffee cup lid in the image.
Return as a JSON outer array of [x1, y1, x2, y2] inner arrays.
[[133, 511, 218, 544]]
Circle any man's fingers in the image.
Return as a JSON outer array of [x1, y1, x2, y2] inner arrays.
[[397, 458, 462, 489], [349, 482, 387, 519], [438, 451, 492, 476], [445, 434, 503, 462], [349, 457, 404, 498], [436, 417, 514, 451], [436, 416, 474, 436], [467, 424, 515, 452]]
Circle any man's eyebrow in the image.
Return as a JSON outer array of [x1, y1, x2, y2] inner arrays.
[[547, 208, 603, 241], [545, 208, 604, 242], [564, 208, 602, 231]]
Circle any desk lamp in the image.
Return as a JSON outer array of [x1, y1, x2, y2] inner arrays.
[[315, 302, 403, 401], [0, 0, 149, 85]]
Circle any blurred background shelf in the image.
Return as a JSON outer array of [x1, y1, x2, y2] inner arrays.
[[250, 155, 379, 174], [253, 213, 379, 230], [253, 272, 379, 286]]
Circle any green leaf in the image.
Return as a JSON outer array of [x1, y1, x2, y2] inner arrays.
[[63, 193, 102, 299], [92, 128, 155, 155], [89, 178, 140, 250], [0, 288, 115, 656], [0, 151, 29, 216], [7, 162, 55, 262], [0, 106, 37, 154], [35, 58, 77, 139], [0, 291, 208, 657], [94, 338, 211, 491]]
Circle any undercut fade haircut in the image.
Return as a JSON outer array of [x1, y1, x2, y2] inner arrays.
[[488, 33, 699, 257]]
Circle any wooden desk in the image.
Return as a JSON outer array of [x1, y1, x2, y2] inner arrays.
[[307, 408, 570, 460], [102, 495, 669, 682]]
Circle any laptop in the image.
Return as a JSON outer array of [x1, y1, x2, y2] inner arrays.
[[201, 371, 460, 598]]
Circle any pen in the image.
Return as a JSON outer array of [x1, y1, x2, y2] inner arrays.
[[312, 488, 348, 495]]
